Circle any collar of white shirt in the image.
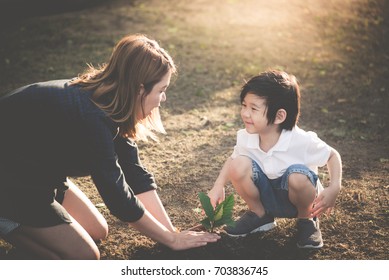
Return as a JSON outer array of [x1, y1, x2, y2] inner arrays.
[[245, 128, 294, 154]]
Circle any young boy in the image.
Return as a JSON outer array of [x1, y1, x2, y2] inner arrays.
[[208, 70, 342, 248]]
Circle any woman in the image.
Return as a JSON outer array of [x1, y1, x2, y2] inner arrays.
[[0, 34, 219, 259]]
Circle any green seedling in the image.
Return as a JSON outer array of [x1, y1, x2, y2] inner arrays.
[[198, 192, 235, 232]]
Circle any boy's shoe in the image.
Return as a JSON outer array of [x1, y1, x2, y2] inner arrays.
[[225, 211, 276, 237], [296, 218, 323, 249]]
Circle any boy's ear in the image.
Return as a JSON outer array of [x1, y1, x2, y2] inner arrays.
[[274, 109, 287, 124]]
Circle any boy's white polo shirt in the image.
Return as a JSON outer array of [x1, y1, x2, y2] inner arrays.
[[231, 126, 331, 179]]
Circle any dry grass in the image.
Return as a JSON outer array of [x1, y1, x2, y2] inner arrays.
[[0, 0, 388, 260]]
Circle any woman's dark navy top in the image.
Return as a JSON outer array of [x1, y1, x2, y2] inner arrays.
[[0, 80, 157, 223]]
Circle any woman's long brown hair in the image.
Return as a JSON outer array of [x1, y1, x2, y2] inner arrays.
[[71, 34, 176, 140]]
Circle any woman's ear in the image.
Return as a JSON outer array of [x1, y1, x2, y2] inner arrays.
[[274, 109, 287, 124], [139, 84, 145, 95]]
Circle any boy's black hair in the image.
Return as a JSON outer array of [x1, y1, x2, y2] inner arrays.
[[240, 70, 300, 130]]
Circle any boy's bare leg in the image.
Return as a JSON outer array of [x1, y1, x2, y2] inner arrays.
[[228, 156, 266, 217], [287, 173, 316, 218]]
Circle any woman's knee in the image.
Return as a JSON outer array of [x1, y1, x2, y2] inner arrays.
[[65, 244, 100, 260], [96, 221, 109, 241], [7, 226, 101, 260], [77, 215, 108, 242], [90, 222, 108, 241]]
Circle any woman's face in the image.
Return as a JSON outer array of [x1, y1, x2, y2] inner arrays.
[[138, 71, 171, 119]]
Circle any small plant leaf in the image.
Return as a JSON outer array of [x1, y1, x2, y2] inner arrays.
[[198, 192, 214, 220], [221, 194, 234, 219], [214, 217, 235, 227], [200, 217, 212, 230], [213, 194, 235, 227], [197, 192, 235, 232], [214, 204, 224, 221]]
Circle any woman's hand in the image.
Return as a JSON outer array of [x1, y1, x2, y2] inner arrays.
[[168, 230, 220, 251], [130, 210, 220, 251]]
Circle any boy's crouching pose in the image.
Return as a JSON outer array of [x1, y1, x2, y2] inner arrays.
[[208, 70, 342, 248]]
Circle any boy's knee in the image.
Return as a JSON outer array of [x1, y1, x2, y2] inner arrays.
[[228, 156, 252, 182], [288, 173, 313, 191]]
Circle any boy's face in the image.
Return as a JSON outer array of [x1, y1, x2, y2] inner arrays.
[[241, 93, 269, 134]]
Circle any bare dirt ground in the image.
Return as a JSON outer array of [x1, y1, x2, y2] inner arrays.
[[0, 0, 388, 260]]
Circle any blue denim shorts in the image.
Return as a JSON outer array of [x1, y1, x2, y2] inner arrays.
[[252, 161, 319, 218]]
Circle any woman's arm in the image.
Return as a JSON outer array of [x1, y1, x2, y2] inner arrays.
[[136, 190, 176, 232], [85, 116, 220, 248]]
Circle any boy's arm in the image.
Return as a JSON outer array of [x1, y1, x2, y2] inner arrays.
[[208, 157, 233, 207], [327, 148, 342, 190], [311, 148, 342, 217]]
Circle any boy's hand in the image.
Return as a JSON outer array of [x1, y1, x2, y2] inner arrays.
[[312, 148, 342, 217], [208, 185, 225, 208], [311, 185, 340, 217]]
